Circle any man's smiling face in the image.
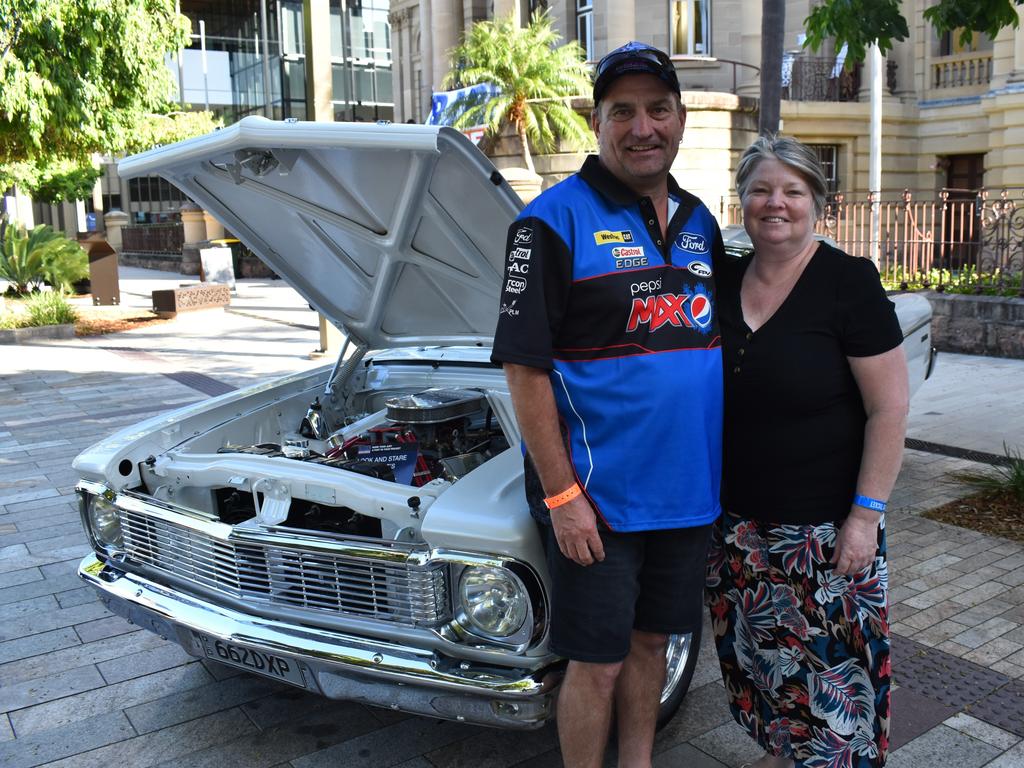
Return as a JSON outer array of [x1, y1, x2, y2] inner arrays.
[[592, 73, 686, 195]]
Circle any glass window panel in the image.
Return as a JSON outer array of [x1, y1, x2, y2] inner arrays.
[[577, 11, 593, 61], [284, 59, 306, 100], [376, 66, 393, 103], [354, 65, 374, 101], [331, 3, 345, 57], [670, 0, 710, 56], [332, 62, 351, 102], [280, 1, 304, 56]]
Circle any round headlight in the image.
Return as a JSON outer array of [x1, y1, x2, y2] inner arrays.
[[89, 495, 123, 550], [458, 566, 528, 638]]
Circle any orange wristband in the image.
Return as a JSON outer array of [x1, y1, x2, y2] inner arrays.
[[543, 483, 582, 510]]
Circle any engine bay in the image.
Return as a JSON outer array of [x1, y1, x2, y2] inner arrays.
[[218, 387, 508, 486]]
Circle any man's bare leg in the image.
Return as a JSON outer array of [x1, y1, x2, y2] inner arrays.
[[557, 659, 623, 768], [614, 630, 668, 768]]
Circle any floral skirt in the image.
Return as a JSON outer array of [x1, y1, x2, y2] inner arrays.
[[705, 511, 891, 767]]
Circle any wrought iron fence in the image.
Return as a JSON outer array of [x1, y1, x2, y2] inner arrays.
[[121, 222, 185, 255], [722, 189, 1024, 295]]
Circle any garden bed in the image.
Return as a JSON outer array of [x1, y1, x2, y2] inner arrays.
[[923, 490, 1023, 543]]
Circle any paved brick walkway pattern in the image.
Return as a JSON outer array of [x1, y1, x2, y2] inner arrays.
[[1, 270, 1023, 767]]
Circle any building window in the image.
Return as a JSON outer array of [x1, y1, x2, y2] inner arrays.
[[576, 0, 593, 61], [670, 0, 710, 56], [807, 144, 840, 199], [330, 0, 394, 122], [938, 29, 992, 57]]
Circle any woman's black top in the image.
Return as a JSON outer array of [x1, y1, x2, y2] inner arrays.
[[719, 242, 903, 525]]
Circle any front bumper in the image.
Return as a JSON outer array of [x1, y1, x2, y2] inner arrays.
[[79, 554, 556, 729]]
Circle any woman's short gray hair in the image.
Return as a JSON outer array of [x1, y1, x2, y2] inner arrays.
[[735, 135, 828, 219]]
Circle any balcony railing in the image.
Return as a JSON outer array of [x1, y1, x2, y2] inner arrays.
[[783, 57, 898, 103], [932, 52, 992, 89]]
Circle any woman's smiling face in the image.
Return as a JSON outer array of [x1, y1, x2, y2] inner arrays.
[[741, 158, 817, 253]]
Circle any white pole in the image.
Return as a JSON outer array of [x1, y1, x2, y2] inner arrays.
[[200, 19, 209, 111], [175, 0, 185, 108], [869, 44, 882, 267]]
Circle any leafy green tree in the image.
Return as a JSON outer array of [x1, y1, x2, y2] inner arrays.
[[443, 11, 593, 173], [0, 1, 217, 208], [804, 0, 1023, 64]]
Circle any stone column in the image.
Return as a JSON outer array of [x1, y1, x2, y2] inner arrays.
[[596, 0, 635, 55], [430, 0, 462, 95], [857, 49, 899, 104], [179, 202, 207, 275], [304, 0, 343, 353], [103, 211, 129, 252], [736, 1, 762, 97], [203, 211, 225, 240], [303, 0, 334, 121], [1009, 4, 1024, 82], [492, 0, 519, 23], [388, 8, 409, 122]]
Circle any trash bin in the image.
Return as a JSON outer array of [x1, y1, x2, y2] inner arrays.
[[78, 233, 120, 306]]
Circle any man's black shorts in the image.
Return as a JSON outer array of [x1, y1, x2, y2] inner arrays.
[[544, 523, 713, 663]]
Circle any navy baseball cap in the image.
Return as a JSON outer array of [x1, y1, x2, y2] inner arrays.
[[593, 41, 680, 104]]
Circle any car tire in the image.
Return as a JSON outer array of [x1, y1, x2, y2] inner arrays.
[[656, 629, 701, 730]]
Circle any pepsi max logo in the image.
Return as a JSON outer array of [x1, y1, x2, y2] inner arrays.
[[675, 232, 709, 254], [625, 290, 713, 333], [688, 260, 712, 278], [689, 293, 712, 328], [630, 277, 662, 296]]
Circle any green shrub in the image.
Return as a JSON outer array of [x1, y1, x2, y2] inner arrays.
[[23, 291, 78, 327], [951, 443, 1024, 503], [882, 265, 1023, 297], [0, 225, 88, 294]]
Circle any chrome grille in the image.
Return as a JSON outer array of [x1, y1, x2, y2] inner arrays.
[[117, 507, 450, 625]]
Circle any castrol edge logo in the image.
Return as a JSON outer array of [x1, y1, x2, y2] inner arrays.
[[612, 245, 647, 269]]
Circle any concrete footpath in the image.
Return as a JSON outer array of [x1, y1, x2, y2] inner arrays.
[[0, 271, 1023, 767]]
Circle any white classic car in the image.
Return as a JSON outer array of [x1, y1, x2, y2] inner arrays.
[[74, 118, 934, 731]]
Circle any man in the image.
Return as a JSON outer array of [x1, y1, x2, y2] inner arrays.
[[491, 42, 725, 768]]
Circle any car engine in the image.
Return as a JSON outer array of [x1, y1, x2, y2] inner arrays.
[[218, 387, 508, 487]]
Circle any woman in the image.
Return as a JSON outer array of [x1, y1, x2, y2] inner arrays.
[[706, 136, 908, 768]]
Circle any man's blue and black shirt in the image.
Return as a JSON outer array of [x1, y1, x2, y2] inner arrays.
[[491, 155, 724, 532]]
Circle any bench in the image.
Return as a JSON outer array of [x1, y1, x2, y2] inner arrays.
[[152, 284, 231, 318]]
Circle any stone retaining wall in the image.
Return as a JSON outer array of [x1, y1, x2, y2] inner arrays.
[[927, 292, 1024, 359], [118, 251, 275, 278]]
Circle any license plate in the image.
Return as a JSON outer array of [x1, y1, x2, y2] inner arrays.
[[197, 634, 307, 689]]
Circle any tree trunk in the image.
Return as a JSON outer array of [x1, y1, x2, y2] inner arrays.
[[518, 124, 535, 174], [759, 0, 785, 136]]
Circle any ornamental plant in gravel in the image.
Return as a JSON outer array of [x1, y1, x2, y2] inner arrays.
[[0, 224, 88, 295]]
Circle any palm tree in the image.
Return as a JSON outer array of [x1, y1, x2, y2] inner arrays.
[[443, 11, 594, 174]]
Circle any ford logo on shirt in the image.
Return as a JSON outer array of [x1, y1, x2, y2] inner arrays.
[[675, 232, 709, 254]]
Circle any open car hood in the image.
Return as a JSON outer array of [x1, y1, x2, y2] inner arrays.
[[118, 117, 523, 349]]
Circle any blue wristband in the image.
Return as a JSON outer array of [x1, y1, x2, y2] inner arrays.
[[853, 495, 887, 513]]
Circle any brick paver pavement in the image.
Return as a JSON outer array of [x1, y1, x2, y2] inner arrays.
[[1, 274, 1023, 767]]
